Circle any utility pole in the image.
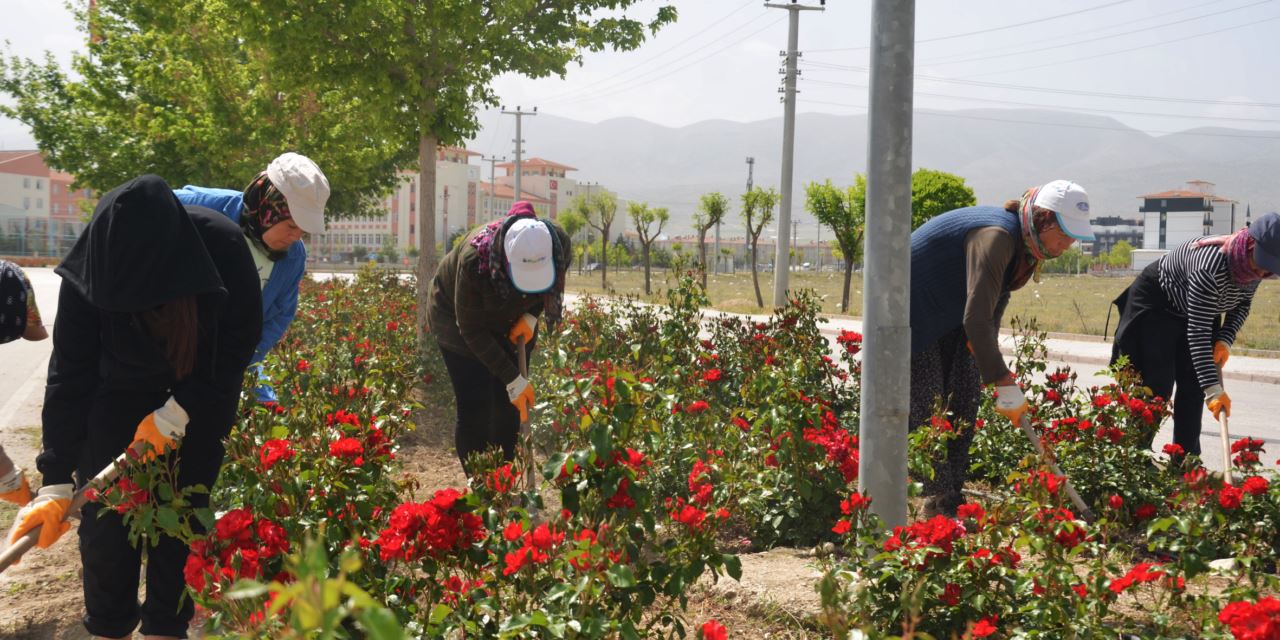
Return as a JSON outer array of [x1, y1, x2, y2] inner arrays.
[[481, 154, 505, 220], [815, 222, 822, 271], [725, 157, 755, 275], [768, 0, 824, 307], [501, 106, 537, 203], [441, 186, 450, 248], [859, 0, 915, 530]]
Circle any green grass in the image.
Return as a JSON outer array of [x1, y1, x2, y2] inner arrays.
[[567, 267, 1280, 351]]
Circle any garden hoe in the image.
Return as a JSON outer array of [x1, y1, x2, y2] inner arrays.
[[1216, 367, 1234, 486], [0, 440, 146, 574], [516, 336, 539, 516], [1016, 414, 1096, 522]]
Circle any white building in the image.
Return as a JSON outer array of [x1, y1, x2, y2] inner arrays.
[[1138, 180, 1242, 251]]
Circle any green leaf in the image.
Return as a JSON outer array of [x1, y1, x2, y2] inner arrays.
[[723, 554, 743, 581], [225, 579, 269, 600], [358, 608, 407, 640], [428, 603, 452, 625], [607, 564, 637, 588]]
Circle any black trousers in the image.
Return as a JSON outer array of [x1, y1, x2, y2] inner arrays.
[[1112, 266, 1209, 456], [77, 391, 226, 639], [438, 344, 526, 474], [909, 326, 982, 515]]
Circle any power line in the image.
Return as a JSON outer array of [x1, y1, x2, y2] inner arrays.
[[537, 0, 759, 103], [545, 15, 785, 107], [807, 0, 1138, 53], [919, 0, 1272, 68], [539, 10, 775, 105], [799, 60, 1280, 109], [797, 98, 1280, 139], [803, 77, 1280, 124], [962, 12, 1280, 78]]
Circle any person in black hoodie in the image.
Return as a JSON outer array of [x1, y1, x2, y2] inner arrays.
[[6, 175, 261, 640]]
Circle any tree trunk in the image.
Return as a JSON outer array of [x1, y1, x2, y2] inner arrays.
[[842, 258, 854, 313], [415, 133, 438, 348], [643, 244, 652, 295], [697, 232, 708, 289], [600, 226, 609, 289], [750, 241, 762, 308]]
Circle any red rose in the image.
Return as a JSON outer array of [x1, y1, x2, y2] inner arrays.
[[1219, 485, 1244, 510], [1243, 476, 1270, 497], [700, 619, 728, 640], [329, 437, 365, 461], [940, 583, 961, 606], [702, 369, 722, 383], [1162, 443, 1185, 457], [970, 615, 998, 638], [1135, 504, 1157, 520], [259, 439, 295, 471], [1108, 494, 1124, 510], [686, 400, 710, 415]]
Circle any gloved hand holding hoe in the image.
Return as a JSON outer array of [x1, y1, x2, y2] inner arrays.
[[994, 380, 1095, 521]]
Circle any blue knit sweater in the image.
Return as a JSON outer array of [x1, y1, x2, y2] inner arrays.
[[910, 206, 1022, 354]]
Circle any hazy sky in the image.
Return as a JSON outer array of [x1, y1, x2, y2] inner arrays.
[[4, 0, 1280, 149]]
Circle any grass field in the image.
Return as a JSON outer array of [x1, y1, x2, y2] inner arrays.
[[567, 267, 1280, 351]]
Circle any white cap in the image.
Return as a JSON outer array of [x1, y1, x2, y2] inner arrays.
[[504, 218, 555, 294], [1032, 180, 1094, 241], [266, 152, 329, 234]]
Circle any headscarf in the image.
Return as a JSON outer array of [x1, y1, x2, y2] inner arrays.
[[1006, 187, 1047, 289], [0, 260, 37, 344], [57, 174, 225, 312], [1194, 228, 1265, 285], [240, 172, 292, 261], [469, 201, 570, 328]]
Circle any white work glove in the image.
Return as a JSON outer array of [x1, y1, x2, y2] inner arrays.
[[0, 465, 31, 505], [506, 375, 535, 422], [131, 396, 190, 460], [8, 483, 73, 549], [994, 384, 1028, 424]]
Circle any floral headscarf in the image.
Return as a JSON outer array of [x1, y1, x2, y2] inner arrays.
[[1194, 229, 1267, 285], [470, 201, 570, 328], [240, 172, 293, 261]]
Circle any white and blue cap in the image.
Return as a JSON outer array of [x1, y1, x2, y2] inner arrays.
[[504, 218, 555, 294], [1032, 180, 1095, 241]]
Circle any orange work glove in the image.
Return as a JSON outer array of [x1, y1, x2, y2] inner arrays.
[[0, 465, 32, 506], [8, 483, 73, 549], [508, 313, 538, 346], [131, 396, 189, 460], [1205, 385, 1231, 420], [1213, 341, 1230, 369], [505, 375, 536, 423]]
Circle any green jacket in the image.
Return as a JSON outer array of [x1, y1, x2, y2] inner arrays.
[[427, 224, 569, 383]]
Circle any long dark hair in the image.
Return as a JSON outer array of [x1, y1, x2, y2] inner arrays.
[[139, 296, 200, 380]]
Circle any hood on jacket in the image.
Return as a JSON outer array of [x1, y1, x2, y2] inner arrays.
[[57, 174, 226, 312]]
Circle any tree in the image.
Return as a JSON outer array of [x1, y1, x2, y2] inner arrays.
[[909, 168, 977, 229], [1109, 240, 1134, 270], [805, 178, 865, 313], [847, 168, 976, 230], [221, 1, 675, 344], [381, 237, 400, 264], [693, 192, 728, 289], [628, 202, 668, 295], [0, 1, 411, 217], [352, 246, 369, 263], [741, 187, 780, 308], [578, 192, 618, 288]]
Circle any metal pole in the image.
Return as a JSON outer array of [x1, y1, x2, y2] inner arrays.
[[502, 106, 537, 204], [481, 154, 505, 219], [858, 0, 915, 529]]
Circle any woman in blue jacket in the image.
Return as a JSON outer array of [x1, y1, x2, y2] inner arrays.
[[174, 152, 329, 401]]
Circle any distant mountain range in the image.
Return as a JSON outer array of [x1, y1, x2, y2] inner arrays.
[[467, 108, 1280, 239]]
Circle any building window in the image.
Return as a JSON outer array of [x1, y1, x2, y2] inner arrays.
[[51, 184, 59, 195], [23, 197, 30, 209], [36, 198, 43, 209], [35, 179, 43, 190], [23, 177, 30, 188]]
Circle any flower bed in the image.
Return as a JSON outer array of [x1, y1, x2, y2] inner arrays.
[[88, 269, 1280, 638]]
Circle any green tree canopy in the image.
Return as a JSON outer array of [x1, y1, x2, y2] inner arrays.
[[693, 192, 728, 288], [805, 178, 865, 312], [847, 168, 977, 231]]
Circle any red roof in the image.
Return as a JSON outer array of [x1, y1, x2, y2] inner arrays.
[[1138, 190, 1210, 199], [440, 147, 481, 157], [0, 151, 50, 176], [495, 157, 577, 171], [478, 182, 551, 204]]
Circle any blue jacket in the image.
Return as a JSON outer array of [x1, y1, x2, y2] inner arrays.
[[173, 186, 306, 367], [910, 206, 1022, 355]]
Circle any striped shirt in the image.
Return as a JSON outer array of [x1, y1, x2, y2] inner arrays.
[[1157, 238, 1259, 389]]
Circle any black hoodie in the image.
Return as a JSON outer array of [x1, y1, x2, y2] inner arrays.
[[38, 175, 262, 485]]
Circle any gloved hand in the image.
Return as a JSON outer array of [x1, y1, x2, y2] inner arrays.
[[994, 383, 1028, 423], [1213, 341, 1231, 368], [1205, 384, 1231, 419], [8, 483, 73, 549], [508, 313, 538, 346], [0, 465, 31, 506], [131, 396, 189, 460], [506, 375, 536, 423]]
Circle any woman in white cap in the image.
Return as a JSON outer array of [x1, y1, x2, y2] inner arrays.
[[427, 201, 571, 474], [0, 259, 49, 507], [1112, 212, 1280, 458], [909, 180, 1094, 516], [173, 152, 330, 401]]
